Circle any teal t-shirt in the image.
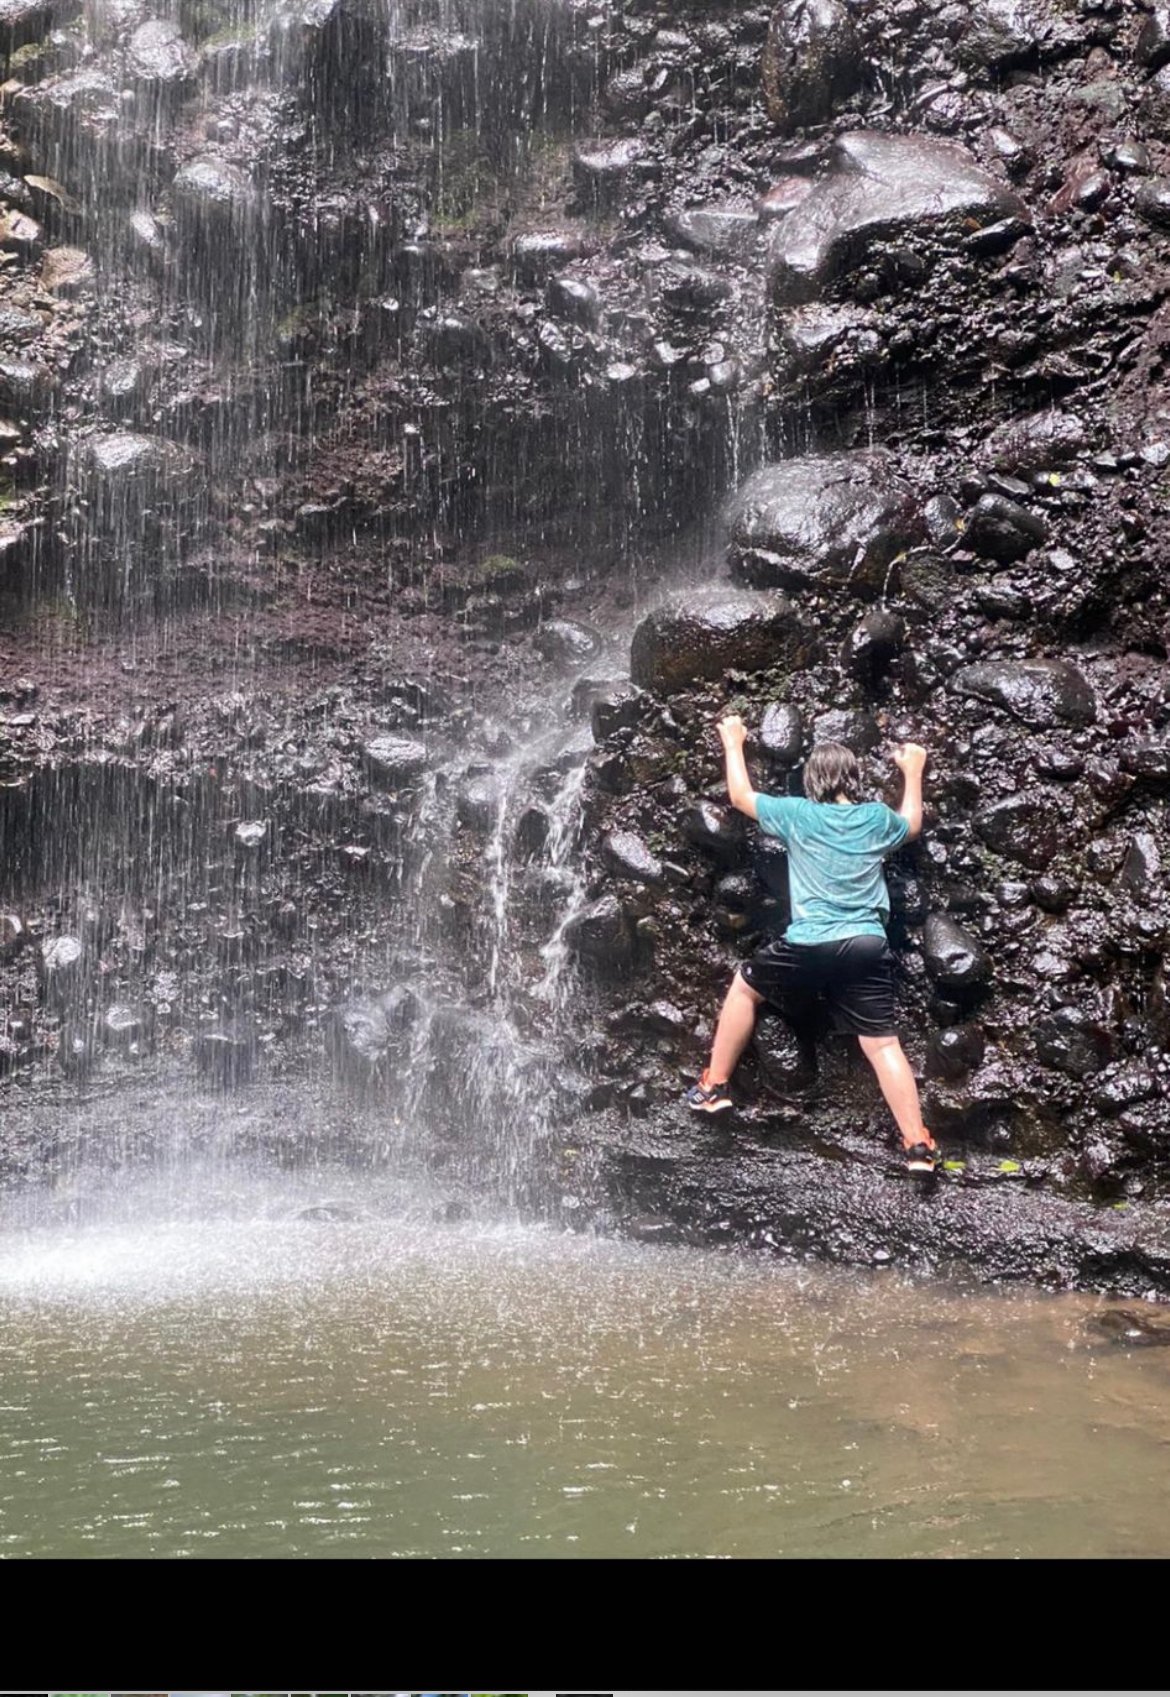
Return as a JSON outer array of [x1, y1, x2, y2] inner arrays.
[[754, 795, 909, 944]]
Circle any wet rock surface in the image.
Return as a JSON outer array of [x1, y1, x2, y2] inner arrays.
[[0, 0, 1169, 1294]]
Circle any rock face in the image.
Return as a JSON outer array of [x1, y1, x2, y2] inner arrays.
[[729, 452, 920, 595], [629, 588, 808, 694], [767, 131, 1029, 306]]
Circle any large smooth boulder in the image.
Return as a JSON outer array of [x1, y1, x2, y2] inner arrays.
[[630, 587, 807, 694], [949, 660, 1096, 727], [728, 451, 919, 595], [766, 131, 1028, 306], [762, 0, 862, 131]]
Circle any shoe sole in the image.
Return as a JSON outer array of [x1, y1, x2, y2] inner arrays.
[[906, 1160, 940, 1174], [688, 1098, 733, 1114]]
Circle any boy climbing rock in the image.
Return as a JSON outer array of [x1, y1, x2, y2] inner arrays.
[[685, 714, 940, 1174]]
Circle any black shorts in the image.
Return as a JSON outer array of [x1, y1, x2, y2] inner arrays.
[[739, 934, 898, 1039]]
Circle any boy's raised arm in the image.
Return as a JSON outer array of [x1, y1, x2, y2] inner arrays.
[[718, 714, 759, 820], [893, 742, 927, 839]]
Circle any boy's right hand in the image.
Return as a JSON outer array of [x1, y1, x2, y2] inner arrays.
[[718, 713, 748, 748], [893, 742, 928, 772]]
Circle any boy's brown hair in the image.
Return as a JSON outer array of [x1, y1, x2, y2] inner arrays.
[[803, 741, 863, 804]]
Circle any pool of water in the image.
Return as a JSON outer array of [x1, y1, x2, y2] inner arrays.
[[0, 1165, 1166, 1558]]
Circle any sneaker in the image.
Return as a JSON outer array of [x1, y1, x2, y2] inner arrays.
[[904, 1139, 941, 1174], [685, 1070, 733, 1114]]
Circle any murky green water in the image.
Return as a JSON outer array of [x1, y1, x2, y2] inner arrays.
[[0, 1168, 1167, 1557]]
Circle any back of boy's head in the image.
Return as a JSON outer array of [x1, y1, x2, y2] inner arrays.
[[804, 741, 863, 803]]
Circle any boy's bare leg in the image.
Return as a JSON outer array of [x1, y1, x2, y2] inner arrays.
[[707, 970, 766, 1083], [857, 1034, 937, 1150]]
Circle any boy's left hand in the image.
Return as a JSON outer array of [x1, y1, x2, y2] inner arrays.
[[718, 713, 748, 749]]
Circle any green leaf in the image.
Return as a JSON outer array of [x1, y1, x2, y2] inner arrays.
[[943, 1160, 966, 1172], [997, 1159, 1022, 1174]]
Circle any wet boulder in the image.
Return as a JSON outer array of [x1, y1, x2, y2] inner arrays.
[[981, 409, 1087, 474], [1135, 179, 1170, 232], [331, 986, 421, 1084], [547, 276, 601, 328], [975, 794, 1061, 868], [842, 611, 905, 685], [664, 204, 760, 259], [758, 702, 804, 765], [775, 301, 877, 377], [103, 1002, 152, 1049], [534, 619, 601, 664], [964, 493, 1048, 562], [172, 156, 259, 231], [922, 914, 991, 990], [11, 71, 123, 164], [683, 800, 746, 863], [948, 660, 1096, 727], [603, 831, 665, 884], [127, 18, 197, 84], [455, 773, 501, 832], [926, 1022, 986, 1079], [76, 432, 199, 521], [955, 0, 1052, 72], [57, 1021, 99, 1076], [572, 138, 649, 208], [629, 587, 807, 694], [40, 247, 93, 293], [39, 934, 84, 1005], [511, 230, 586, 283], [754, 1018, 816, 1094], [767, 131, 1028, 306], [363, 734, 427, 785], [810, 708, 880, 754], [728, 452, 919, 597], [762, 0, 862, 132], [1118, 832, 1161, 900], [1034, 1005, 1115, 1078], [564, 894, 634, 976]]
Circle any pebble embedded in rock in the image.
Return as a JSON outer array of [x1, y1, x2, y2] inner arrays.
[[234, 820, 268, 848], [1135, 178, 1170, 232], [927, 1022, 986, 1079]]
